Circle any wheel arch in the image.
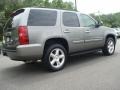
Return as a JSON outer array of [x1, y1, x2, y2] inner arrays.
[[105, 34, 117, 44], [43, 37, 69, 53]]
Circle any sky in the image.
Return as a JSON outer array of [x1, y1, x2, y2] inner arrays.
[[65, 0, 120, 14]]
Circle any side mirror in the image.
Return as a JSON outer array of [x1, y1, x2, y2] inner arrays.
[[95, 21, 103, 28], [99, 21, 103, 26]]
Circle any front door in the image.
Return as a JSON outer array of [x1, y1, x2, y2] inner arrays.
[[79, 14, 104, 50]]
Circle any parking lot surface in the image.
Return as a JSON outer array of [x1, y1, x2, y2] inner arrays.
[[0, 39, 120, 90]]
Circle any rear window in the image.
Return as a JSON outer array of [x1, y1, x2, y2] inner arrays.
[[28, 9, 57, 26], [4, 18, 12, 32], [11, 9, 25, 17], [4, 9, 25, 30]]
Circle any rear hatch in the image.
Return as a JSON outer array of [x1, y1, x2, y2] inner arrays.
[[3, 9, 25, 50]]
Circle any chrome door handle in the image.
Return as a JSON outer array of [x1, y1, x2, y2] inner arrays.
[[85, 30, 90, 33], [64, 29, 70, 33]]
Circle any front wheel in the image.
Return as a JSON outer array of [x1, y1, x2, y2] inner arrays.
[[102, 37, 115, 56], [43, 44, 67, 71]]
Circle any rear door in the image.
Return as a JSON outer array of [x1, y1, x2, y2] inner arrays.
[[79, 14, 104, 50], [61, 11, 85, 53]]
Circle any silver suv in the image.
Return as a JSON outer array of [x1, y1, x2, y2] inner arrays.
[[2, 8, 117, 71]]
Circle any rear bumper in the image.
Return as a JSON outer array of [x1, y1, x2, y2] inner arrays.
[[3, 44, 43, 61]]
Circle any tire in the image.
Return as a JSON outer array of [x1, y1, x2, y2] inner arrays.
[[102, 37, 115, 56], [2, 52, 7, 56], [43, 44, 67, 71]]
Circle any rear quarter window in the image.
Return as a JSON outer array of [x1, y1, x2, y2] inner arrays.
[[28, 9, 57, 26]]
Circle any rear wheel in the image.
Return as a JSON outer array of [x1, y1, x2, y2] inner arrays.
[[43, 44, 67, 71], [102, 37, 115, 55], [2, 52, 7, 56]]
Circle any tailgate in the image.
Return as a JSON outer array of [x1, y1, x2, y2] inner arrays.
[[3, 27, 18, 50], [3, 9, 25, 50]]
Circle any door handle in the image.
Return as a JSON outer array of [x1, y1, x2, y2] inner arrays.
[[85, 30, 90, 33], [64, 29, 70, 33]]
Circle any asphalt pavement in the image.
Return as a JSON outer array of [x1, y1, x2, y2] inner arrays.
[[0, 39, 120, 90]]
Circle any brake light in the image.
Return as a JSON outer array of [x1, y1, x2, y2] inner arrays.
[[18, 26, 29, 45]]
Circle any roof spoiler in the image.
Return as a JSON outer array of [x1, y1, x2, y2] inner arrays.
[[10, 9, 24, 17]]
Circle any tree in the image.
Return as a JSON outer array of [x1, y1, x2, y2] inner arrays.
[[63, 2, 75, 10], [0, 0, 6, 12], [44, 0, 51, 8], [23, 0, 44, 7], [56, 0, 63, 9], [90, 13, 120, 27]]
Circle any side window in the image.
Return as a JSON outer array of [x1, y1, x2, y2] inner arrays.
[[28, 9, 57, 26], [63, 12, 80, 27], [79, 14, 96, 27]]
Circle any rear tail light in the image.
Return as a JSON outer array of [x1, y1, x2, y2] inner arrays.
[[18, 26, 29, 45]]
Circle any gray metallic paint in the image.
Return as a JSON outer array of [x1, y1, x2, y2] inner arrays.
[[3, 8, 117, 61]]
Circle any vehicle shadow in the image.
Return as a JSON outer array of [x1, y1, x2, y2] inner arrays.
[[2, 52, 104, 72], [0, 51, 111, 85], [2, 52, 105, 73]]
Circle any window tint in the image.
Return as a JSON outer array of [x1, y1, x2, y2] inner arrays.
[[79, 14, 96, 27], [4, 18, 12, 31], [63, 12, 80, 27], [5, 9, 25, 29], [11, 9, 24, 17], [28, 9, 57, 26]]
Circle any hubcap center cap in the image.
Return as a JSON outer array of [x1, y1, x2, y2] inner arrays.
[[55, 56, 59, 59]]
